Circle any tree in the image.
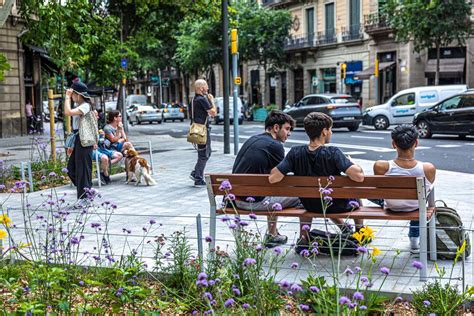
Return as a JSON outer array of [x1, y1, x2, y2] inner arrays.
[[0, 54, 10, 82], [384, 0, 472, 85]]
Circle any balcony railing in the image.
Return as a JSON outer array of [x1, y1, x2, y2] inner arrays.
[[342, 24, 363, 41], [284, 33, 318, 51], [317, 30, 337, 45], [364, 13, 391, 35], [262, 0, 297, 8]]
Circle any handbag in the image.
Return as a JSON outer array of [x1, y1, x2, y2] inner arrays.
[[187, 97, 208, 146], [65, 131, 77, 149], [78, 103, 99, 147]]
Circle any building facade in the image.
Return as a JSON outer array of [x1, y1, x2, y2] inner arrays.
[[256, 0, 474, 109]]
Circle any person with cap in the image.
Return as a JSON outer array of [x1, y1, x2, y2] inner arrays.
[[64, 81, 97, 200]]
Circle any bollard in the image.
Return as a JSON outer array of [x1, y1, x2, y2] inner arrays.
[[95, 153, 101, 188], [196, 214, 203, 270], [148, 141, 154, 174], [48, 89, 57, 162], [27, 161, 33, 192]]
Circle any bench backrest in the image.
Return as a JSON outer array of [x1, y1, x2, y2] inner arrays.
[[206, 174, 425, 200]]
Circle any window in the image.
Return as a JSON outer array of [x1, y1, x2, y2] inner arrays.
[[439, 96, 462, 111], [461, 95, 474, 109], [325, 3, 335, 37], [349, 0, 360, 33], [306, 8, 314, 37], [331, 96, 358, 104], [392, 93, 416, 106], [302, 97, 321, 105]]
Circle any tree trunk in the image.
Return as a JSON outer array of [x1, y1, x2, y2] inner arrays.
[[262, 63, 267, 106], [435, 42, 440, 86]]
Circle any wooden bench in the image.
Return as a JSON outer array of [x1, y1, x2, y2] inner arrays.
[[205, 174, 436, 281]]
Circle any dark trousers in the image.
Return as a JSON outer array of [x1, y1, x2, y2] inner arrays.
[[67, 135, 93, 199], [193, 128, 211, 182]]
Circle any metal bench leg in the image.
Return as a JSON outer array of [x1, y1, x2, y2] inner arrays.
[[417, 178, 428, 281], [429, 215, 437, 261]]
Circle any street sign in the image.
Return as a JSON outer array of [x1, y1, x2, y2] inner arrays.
[[121, 58, 128, 69], [312, 76, 319, 87], [151, 75, 159, 82], [234, 76, 241, 85]]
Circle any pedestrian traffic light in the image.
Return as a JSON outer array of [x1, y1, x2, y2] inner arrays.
[[340, 63, 347, 79], [231, 29, 238, 55]]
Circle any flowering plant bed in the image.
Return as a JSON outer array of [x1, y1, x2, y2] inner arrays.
[[0, 179, 472, 314]]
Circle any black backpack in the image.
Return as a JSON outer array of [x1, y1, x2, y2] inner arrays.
[[428, 200, 471, 260], [309, 229, 359, 256]]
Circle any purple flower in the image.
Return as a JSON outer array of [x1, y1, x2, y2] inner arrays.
[[423, 300, 431, 307], [70, 237, 80, 245], [279, 280, 290, 288], [357, 246, 368, 253], [263, 200, 270, 207], [198, 272, 207, 280], [243, 258, 257, 266], [328, 175, 335, 181], [196, 279, 209, 287], [91, 223, 101, 229], [355, 266, 362, 273], [232, 287, 241, 296], [0, 184, 5, 190], [349, 303, 357, 309], [353, 292, 364, 300], [360, 276, 369, 283], [272, 203, 283, 211], [228, 223, 237, 229], [61, 167, 68, 173], [300, 249, 310, 257], [309, 286, 320, 293], [323, 195, 333, 202], [249, 213, 257, 220], [395, 296, 403, 302], [290, 262, 299, 269], [226, 193, 236, 201], [348, 200, 360, 209], [302, 224, 310, 231], [79, 281, 84, 286], [285, 304, 292, 310], [428, 314, 436, 316], [245, 197, 255, 203], [242, 303, 251, 309], [344, 267, 354, 275], [339, 296, 351, 305], [299, 304, 310, 311], [412, 260, 424, 270], [49, 172, 57, 177], [219, 180, 232, 191], [204, 292, 213, 300], [115, 287, 123, 296], [274, 247, 283, 255], [290, 283, 303, 292], [149, 219, 156, 225], [360, 305, 367, 310], [205, 236, 213, 243], [239, 221, 249, 226], [224, 298, 235, 308], [221, 215, 231, 222], [380, 267, 390, 275], [256, 245, 263, 252]]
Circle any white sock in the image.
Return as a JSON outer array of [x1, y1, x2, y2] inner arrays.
[[410, 237, 420, 249]]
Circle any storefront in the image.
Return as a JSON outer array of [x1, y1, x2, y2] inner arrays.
[[344, 61, 363, 99], [425, 47, 466, 85], [321, 68, 336, 93]]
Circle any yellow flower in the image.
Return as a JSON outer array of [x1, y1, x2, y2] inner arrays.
[[455, 240, 467, 262], [0, 214, 12, 227], [360, 226, 375, 240], [0, 229, 7, 240], [352, 232, 363, 244], [371, 246, 381, 257]]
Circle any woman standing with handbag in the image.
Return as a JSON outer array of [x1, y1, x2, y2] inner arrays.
[[64, 81, 98, 200]]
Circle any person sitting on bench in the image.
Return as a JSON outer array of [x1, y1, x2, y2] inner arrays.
[[373, 124, 436, 254], [232, 110, 300, 248], [269, 112, 365, 253]]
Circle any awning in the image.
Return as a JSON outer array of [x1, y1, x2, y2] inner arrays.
[[354, 61, 396, 80], [425, 58, 465, 78], [24, 44, 60, 73]]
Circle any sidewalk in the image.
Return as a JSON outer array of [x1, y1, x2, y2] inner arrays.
[[0, 132, 473, 294]]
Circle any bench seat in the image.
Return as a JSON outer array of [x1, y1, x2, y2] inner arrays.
[[217, 206, 435, 221]]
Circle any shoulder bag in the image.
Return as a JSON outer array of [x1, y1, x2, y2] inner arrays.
[[187, 97, 208, 146], [79, 104, 99, 147]]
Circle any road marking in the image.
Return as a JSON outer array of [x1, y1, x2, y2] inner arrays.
[[343, 151, 366, 155], [361, 130, 392, 134], [435, 145, 462, 148], [209, 133, 434, 153], [350, 135, 385, 140]]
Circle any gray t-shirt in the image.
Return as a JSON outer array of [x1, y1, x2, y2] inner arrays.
[[72, 102, 91, 130], [103, 124, 117, 148]]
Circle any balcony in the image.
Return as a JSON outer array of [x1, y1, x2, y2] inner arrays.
[[364, 13, 392, 36], [342, 24, 363, 42], [284, 33, 318, 51], [261, 0, 298, 8], [317, 30, 337, 45]]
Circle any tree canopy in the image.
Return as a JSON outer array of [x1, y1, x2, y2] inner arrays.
[[384, 0, 472, 85], [0, 53, 10, 82]]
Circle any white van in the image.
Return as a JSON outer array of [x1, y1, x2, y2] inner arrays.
[[362, 85, 468, 129], [125, 95, 147, 109], [214, 97, 244, 125]]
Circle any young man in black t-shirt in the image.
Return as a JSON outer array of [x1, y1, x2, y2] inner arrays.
[[232, 110, 300, 247], [269, 112, 365, 251], [189, 79, 216, 186]]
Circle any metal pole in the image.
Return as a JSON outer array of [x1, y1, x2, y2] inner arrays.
[[20, 162, 27, 194], [148, 140, 154, 174], [222, 0, 230, 154], [158, 69, 163, 105], [48, 89, 56, 162], [27, 161, 33, 192], [196, 214, 204, 270], [95, 153, 101, 188], [232, 53, 239, 155], [374, 58, 379, 104]]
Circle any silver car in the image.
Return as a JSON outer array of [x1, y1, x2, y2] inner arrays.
[[162, 104, 185, 122], [284, 94, 362, 131], [128, 105, 163, 125]]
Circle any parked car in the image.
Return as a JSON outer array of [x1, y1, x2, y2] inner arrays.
[[125, 95, 147, 109], [363, 85, 468, 130], [214, 97, 244, 125], [284, 94, 362, 131], [161, 103, 185, 122], [128, 104, 162, 125], [105, 101, 117, 112], [413, 90, 474, 139], [42, 99, 61, 122]]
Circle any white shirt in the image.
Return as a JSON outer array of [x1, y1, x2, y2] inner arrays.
[[72, 102, 91, 130]]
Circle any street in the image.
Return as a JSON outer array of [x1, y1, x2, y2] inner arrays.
[[128, 120, 474, 173]]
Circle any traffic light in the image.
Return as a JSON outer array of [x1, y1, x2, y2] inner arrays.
[[340, 63, 347, 79], [231, 29, 238, 55], [374, 58, 379, 77]]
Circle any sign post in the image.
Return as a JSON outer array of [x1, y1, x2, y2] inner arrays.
[[121, 58, 129, 133], [231, 28, 240, 155]]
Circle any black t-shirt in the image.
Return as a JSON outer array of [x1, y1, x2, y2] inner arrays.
[[233, 133, 285, 202], [276, 145, 354, 213], [192, 94, 212, 125]]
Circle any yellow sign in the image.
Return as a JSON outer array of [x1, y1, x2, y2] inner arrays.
[[234, 77, 241, 85], [374, 59, 379, 77]]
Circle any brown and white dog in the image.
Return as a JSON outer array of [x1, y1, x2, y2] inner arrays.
[[124, 149, 156, 186]]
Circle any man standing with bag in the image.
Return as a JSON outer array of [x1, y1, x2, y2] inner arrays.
[[189, 79, 216, 186]]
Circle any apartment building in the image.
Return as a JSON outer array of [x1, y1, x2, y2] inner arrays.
[[256, 0, 474, 108]]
